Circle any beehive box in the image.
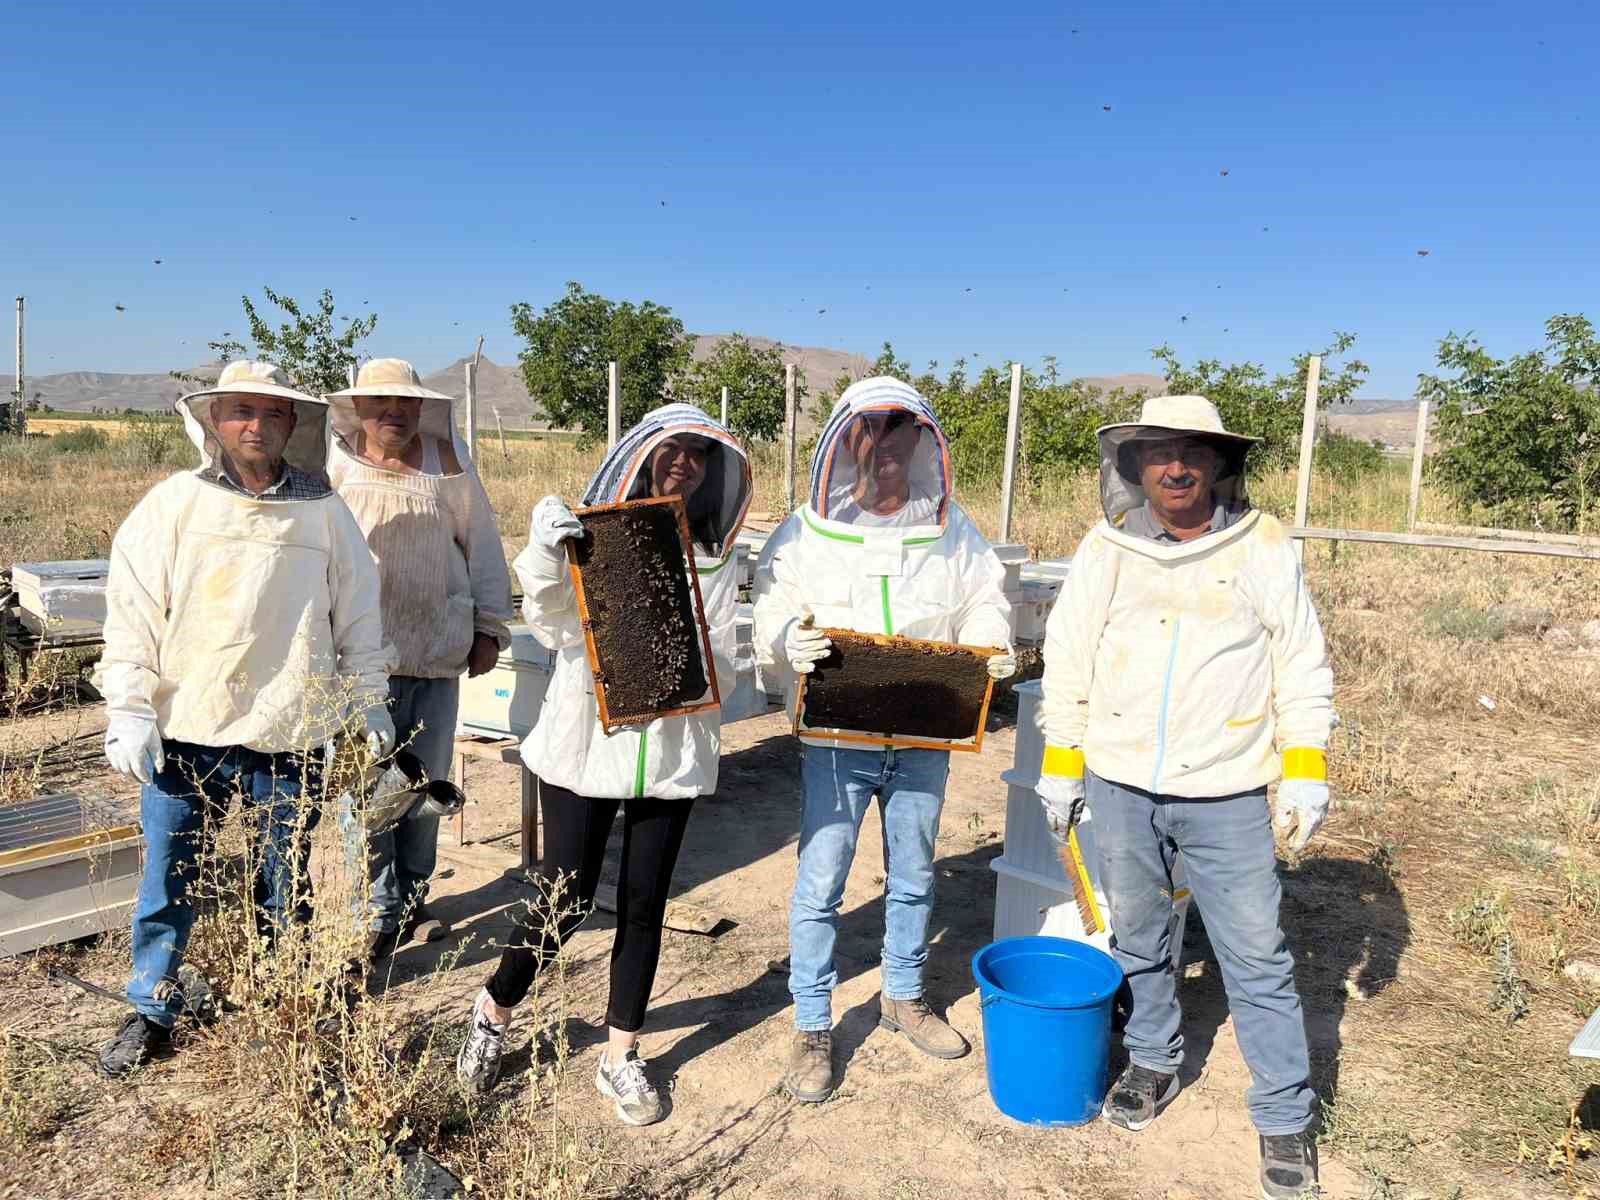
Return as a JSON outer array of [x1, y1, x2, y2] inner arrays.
[[795, 629, 1001, 751], [569, 497, 719, 734], [1006, 578, 1061, 645], [456, 626, 556, 739], [990, 681, 1190, 964], [721, 607, 776, 725], [11, 559, 109, 638], [0, 792, 143, 956]]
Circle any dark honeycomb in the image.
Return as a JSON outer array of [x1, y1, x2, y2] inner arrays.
[[801, 629, 993, 742], [572, 502, 709, 725]]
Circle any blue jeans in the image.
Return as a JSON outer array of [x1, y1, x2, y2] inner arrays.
[[346, 675, 460, 932], [1088, 771, 1315, 1134], [128, 740, 320, 1027], [789, 743, 951, 1032]]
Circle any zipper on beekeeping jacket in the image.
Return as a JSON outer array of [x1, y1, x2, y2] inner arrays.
[[1150, 616, 1182, 792], [633, 731, 648, 799]]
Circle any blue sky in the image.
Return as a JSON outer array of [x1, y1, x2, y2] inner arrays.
[[2, 1, 1595, 397]]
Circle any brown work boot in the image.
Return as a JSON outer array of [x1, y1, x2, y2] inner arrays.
[[782, 1030, 835, 1103], [878, 995, 970, 1059]]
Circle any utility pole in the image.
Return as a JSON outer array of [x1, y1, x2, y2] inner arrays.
[[999, 362, 1023, 543], [465, 334, 484, 459], [13, 297, 25, 437], [784, 363, 798, 513], [720, 385, 729, 426]]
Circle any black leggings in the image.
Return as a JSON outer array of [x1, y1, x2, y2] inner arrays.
[[485, 782, 695, 1032]]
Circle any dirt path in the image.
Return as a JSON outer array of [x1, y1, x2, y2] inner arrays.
[[397, 712, 1376, 1199]]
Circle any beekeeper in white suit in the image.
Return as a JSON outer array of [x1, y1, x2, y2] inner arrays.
[[96, 360, 394, 1079], [327, 358, 514, 956], [1035, 394, 1332, 1199], [751, 376, 1015, 1104], [456, 402, 751, 1128]]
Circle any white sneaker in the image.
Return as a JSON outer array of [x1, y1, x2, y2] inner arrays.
[[594, 1049, 664, 1126], [456, 988, 508, 1094]]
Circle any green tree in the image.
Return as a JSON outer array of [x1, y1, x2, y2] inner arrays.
[[511, 281, 690, 441], [171, 287, 377, 395], [1421, 314, 1600, 528], [1151, 333, 1369, 470], [676, 334, 806, 441], [843, 342, 1143, 481]]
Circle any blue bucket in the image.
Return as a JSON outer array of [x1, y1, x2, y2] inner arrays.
[[971, 935, 1124, 1126]]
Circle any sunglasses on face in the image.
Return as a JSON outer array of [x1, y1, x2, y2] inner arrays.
[[858, 412, 915, 437]]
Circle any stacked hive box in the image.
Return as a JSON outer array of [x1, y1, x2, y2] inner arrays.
[[991, 680, 1191, 967], [455, 626, 556, 739]]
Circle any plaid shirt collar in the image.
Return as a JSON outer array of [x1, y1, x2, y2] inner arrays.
[[199, 460, 331, 502]]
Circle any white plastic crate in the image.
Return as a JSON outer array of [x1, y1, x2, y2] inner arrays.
[[456, 626, 555, 739], [993, 680, 1190, 965]]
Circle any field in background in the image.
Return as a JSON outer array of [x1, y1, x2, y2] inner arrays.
[[1, 430, 1597, 1197]]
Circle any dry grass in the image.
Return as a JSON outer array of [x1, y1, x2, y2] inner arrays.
[[3, 434, 1598, 1196]]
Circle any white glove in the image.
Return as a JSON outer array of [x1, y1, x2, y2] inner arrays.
[[105, 714, 164, 785], [531, 495, 584, 551], [784, 612, 833, 674], [364, 705, 396, 759], [1035, 775, 1085, 847], [987, 651, 1018, 681], [1274, 778, 1329, 851]]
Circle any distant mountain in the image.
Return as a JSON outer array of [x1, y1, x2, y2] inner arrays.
[[4, 346, 1321, 429]]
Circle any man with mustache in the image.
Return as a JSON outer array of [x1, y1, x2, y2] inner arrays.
[[1035, 396, 1332, 1199]]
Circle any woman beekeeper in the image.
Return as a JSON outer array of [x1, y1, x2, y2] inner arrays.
[[751, 376, 1015, 1104], [326, 359, 514, 958], [455, 402, 751, 1127]]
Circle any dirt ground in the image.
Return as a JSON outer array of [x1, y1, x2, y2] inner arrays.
[[2, 681, 1594, 1199]]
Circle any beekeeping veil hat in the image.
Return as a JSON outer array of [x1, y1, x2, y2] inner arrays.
[[325, 357, 465, 464], [582, 402, 753, 558], [176, 360, 329, 479], [809, 376, 952, 527], [1096, 394, 1258, 523]]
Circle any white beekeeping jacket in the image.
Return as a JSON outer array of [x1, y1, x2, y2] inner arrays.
[[326, 391, 514, 679], [751, 377, 1013, 750], [516, 403, 753, 800], [98, 379, 393, 754], [1037, 422, 1333, 798]]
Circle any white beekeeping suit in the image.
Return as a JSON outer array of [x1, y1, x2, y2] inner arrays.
[[515, 402, 753, 799], [325, 364, 514, 679], [98, 363, 393, 755], [751, 376, 1013, 746]]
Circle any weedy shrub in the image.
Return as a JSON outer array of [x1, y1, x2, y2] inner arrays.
[[122, 412, 188, 470], [1421, 598, 1507, 642], [49, 426, 110, 454]]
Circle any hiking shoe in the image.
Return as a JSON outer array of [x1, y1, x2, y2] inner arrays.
[[878, 995, 970, 1059], [782, 1030, 835, 1103], [456, 988, 508, 1094], [368, 926, 402, 964], [96, 1013, 171, 1079], [1259, 1132, 1318, 1199], [1101, 1063, 1180, 1131], [407, 903, 450, 944], [594, 1049, 664, 1126]]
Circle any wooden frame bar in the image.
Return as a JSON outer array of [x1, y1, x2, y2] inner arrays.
[[567, 495, 722, 735], [1290, 524, 1600, 561], [792, 630, 1002, 753]]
